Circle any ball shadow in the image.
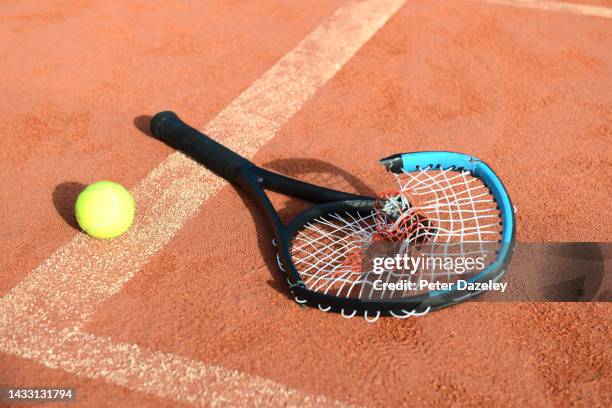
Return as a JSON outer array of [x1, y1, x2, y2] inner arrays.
[[53, 181, 87, 230]]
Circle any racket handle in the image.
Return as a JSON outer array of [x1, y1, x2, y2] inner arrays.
[[150, 111, 252, 181]]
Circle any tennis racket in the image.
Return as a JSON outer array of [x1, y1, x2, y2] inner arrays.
[[150, 111, 515, 320]]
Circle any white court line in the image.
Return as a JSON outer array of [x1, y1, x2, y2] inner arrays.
[[0, 0, 405, 406], [4, 322, 350, 407], [479, 0, 612, 18]]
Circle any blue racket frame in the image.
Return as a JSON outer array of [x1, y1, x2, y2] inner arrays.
[[376, 151, 516, 300], [288, 151, 516, 313]]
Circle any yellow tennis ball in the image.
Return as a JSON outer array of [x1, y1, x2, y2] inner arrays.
[[75, 181, 136, 239]]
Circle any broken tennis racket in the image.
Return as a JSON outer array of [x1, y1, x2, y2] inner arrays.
[[150, 111, 515, 320]]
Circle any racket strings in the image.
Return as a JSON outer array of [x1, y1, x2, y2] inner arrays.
[[373, 189, 437, 244], [290, 167, 503, 300], [292, 213, 378, 297]]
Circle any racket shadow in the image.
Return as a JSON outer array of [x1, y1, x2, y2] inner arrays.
[[239, 158, 376, 298], [263, 158, 375, 222]]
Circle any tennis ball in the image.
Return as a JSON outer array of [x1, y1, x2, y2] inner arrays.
[[75, 181, 136, 239]]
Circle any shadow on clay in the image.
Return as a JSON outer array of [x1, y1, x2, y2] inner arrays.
[[133, 115, 153, 136], [53, 181, 87, 231], [236, 158, 376, 299]]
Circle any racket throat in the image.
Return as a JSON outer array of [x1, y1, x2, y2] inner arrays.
[[254, 168, 370, 203]]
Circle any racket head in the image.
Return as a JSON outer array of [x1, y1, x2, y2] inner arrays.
[[276, 152, 515, 317]]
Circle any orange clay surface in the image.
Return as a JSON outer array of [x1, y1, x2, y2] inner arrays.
[[1, 0, 611, 407]]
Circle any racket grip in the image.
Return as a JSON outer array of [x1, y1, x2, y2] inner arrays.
[[150, 111, 252, 181]]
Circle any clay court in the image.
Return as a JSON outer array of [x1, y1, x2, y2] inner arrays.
[[1, 0, 610, 406]]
